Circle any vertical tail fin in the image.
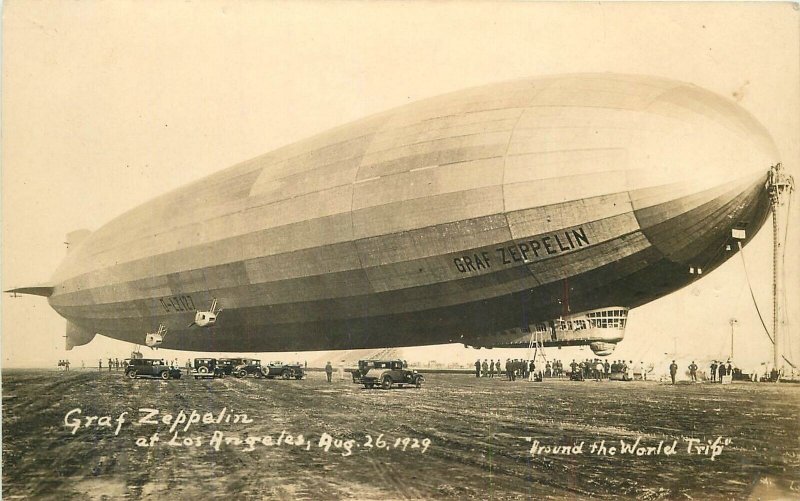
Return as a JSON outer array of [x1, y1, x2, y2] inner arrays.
[[65, 229, 92, 252]]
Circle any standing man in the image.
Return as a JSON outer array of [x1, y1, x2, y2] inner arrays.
[[689, 361, 698, 382], [669, 360, 678, 384], [489, 359, 495, 378], [481, 359, 489, 378], [710, 361, 718, 382], [325, 361, 333, 383], [475, 359, 481, 378], [99, 359, 102, 371]]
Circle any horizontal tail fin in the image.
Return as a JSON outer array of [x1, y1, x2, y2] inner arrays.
[[5, 285, 54, 297]]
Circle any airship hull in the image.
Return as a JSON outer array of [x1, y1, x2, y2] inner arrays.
[[46, 74, 776, 352]]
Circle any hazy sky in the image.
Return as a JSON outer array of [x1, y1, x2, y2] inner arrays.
[[2, 1, 798, 370]]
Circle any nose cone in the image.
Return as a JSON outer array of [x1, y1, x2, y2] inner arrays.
[[625, 83, 778, 269], [637, 171, 771, 273]]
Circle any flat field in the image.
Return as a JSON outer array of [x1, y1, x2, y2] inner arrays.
[[2, 369, 798, 500]]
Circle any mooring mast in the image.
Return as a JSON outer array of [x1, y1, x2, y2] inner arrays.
[[766, 163, 794, 373]]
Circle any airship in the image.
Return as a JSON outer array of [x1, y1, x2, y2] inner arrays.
[[10, 74, 778, 356]]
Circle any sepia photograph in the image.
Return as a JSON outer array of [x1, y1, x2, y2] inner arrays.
[[2, 1, 799, 499]]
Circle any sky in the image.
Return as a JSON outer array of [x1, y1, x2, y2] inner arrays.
[[2, 1, 798, 371]]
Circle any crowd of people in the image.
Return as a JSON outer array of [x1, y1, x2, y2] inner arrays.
[[473, 357, 651, 382], [474, 358, 566, 381], [471, 356, 780, 384], [709, 360, 734, 382], [568, 359, 646, 381], [669, 359, 737, 384], [98, 358, 126, 371], [57, 357, 178, 371]]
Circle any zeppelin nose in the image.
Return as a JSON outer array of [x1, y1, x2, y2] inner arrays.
[[620, 78, 780, 272], [633, 168, 772, 273]]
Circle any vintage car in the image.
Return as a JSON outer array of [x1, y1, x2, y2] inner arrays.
[[731, 368, 755, 382], [217, 358, 245, 375], [125, 358, 182, 380], [263, 361, 305, 380], [352, 359, 423, 389], [232, 358, 266, 378], [192, 358, 225, 379]]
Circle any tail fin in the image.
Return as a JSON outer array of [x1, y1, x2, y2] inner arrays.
[[65, 229, 91, 252], [5, 285, 54, 297]]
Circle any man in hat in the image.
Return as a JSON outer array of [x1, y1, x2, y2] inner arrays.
[[669, 360, 678, 384]]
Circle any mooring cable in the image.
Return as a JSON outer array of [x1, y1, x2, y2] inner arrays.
[[738, 241, 797, 368]]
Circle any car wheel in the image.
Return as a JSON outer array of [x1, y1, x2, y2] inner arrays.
[[126, 370, 136, 379], [198, 366, 209, 374], [254, 370, 264, 379], [160, 370, 170, 380], [415, 377, 422, 388], [281, 369, 291, 380], [295, 375, 303, 380], [237, 370, 247, 378], [381, 376, 392, 390]]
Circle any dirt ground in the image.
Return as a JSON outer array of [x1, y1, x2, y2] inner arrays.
[[2, 369, 799, 500]]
